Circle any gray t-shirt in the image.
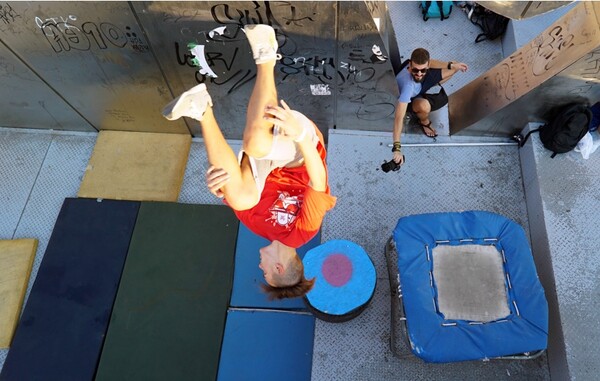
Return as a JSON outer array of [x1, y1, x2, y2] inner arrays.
[[396, 68, 421, 103]]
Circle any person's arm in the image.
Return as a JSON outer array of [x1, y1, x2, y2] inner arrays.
[[429, 59, 468, 83], [392, 101, 407, 164], [295, 130, 326, 192], [264, 100, 327, 192]]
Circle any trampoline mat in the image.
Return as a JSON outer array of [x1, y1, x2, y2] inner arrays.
[[393, 211, 548, 363], [432, 244, 510, 322], [95, 202, 238, 381]]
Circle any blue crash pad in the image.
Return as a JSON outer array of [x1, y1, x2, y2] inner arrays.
[[230, 224, 320, 309], [217, 309, 315, 381], [0, 198, 139, 381], [392, 211, 548, 363]]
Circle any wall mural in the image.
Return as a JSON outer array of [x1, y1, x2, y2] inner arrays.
[[0, 1, 398, 140]]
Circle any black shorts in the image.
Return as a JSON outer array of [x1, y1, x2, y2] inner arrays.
[[413, 88, 448, 112], [409, 68, 448, 112]]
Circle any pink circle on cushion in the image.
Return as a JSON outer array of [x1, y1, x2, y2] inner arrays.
[[322, 253, 353, 287]]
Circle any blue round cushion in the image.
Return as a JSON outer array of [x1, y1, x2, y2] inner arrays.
[[304, 240, 376, 317]]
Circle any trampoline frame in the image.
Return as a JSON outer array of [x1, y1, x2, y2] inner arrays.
[[384, 237, 545, 361]]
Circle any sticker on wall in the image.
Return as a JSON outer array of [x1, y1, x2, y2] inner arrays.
[[310, 84, 331, 96], [370, 44, 388, 63], [189, 44, 218, 78], [208, 26, 227, 39]]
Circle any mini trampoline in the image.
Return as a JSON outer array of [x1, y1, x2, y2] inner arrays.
[[384, 211, 548, 363]]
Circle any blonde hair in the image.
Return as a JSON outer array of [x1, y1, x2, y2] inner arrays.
[[261, 255, 315, 300]]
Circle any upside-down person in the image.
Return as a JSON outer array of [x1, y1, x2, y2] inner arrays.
[[162, 24, 336, 300]]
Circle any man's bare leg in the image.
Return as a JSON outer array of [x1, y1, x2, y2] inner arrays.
[[412, 98, 437, 137], [243, 60, 278, 158], [200, 106, 258, 210], [242, 24, 282, 158], [162, 84, 258, 210]]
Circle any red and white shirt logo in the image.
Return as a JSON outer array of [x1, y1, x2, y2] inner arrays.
[[267, 191, 303, 229]]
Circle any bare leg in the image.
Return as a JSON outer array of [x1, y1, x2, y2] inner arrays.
[[412, 98, 436, 137], [162, 83, 259, 210], [241, 24, 282, 158], [243, 60, 278, 158], [200, 106, 258, 210]]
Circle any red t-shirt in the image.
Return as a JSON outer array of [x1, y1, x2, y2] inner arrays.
[[232, 134, 336, 248]]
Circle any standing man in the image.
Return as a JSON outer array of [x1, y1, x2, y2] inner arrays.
[[162, 25, 336, 300], [392, 48, 468, 165]]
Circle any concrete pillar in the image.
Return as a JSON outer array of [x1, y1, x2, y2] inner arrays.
[[479, 1, 574, 20], [449, 2, 600, 137]]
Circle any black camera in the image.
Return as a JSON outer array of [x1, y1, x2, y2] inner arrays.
[[381, 156, 404, 173]]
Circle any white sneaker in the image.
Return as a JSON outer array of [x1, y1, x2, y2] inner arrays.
[[162, 83, 212, 121], [243, 24, 282, 64]]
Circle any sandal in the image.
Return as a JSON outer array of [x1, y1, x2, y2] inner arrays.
[[419, 121, 438, 139]]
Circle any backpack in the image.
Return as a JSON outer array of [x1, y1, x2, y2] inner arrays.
[[468, 4, 509, 43], [589, 102, 600, 132], [516, 103, 593, 158], [420, 1, 452, 21]]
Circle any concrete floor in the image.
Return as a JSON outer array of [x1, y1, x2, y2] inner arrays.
[[312, 130, 550, 381], [0, 128, 551, 381]]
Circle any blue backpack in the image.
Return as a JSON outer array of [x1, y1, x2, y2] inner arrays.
[[421, 1, 452, 21]]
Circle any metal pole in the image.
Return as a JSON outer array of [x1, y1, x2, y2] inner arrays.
[[386, 142, 518, 148]]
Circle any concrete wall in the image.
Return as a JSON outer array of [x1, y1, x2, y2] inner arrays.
[[0, 1, 398, 140], [449, 2, 600, 137]]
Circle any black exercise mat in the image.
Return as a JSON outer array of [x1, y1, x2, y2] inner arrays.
[[0, 198, 140, 381], [95, 202, 238, 381]]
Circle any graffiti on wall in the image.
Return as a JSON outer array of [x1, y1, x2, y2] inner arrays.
[[528, 25, 575, 76], [0, 2, 21, 27], [487, 18, 586, 106], [11, 1, 395, 129], [172, 24, 387, 97], [161, 2, 315, 27], [568, 48, 600, 95], [211, 1, 315, 27], [35, 14, 149, 54], [163, 2, 389, 98]]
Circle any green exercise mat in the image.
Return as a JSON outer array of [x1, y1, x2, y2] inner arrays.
[[95, 202, 238, 381]]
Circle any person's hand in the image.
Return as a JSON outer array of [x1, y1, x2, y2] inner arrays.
[[264, 100, 306, 142], [393, 151, 405, 165], [453, 62, 468, 72], [206, 165, 229, 198]]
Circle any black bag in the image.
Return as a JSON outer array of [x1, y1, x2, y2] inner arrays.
[[468, 4, 509, 43], [516, 103, 593, 158]]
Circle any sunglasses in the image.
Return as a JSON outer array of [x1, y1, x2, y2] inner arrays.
[[411, 67, 428, 74]]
